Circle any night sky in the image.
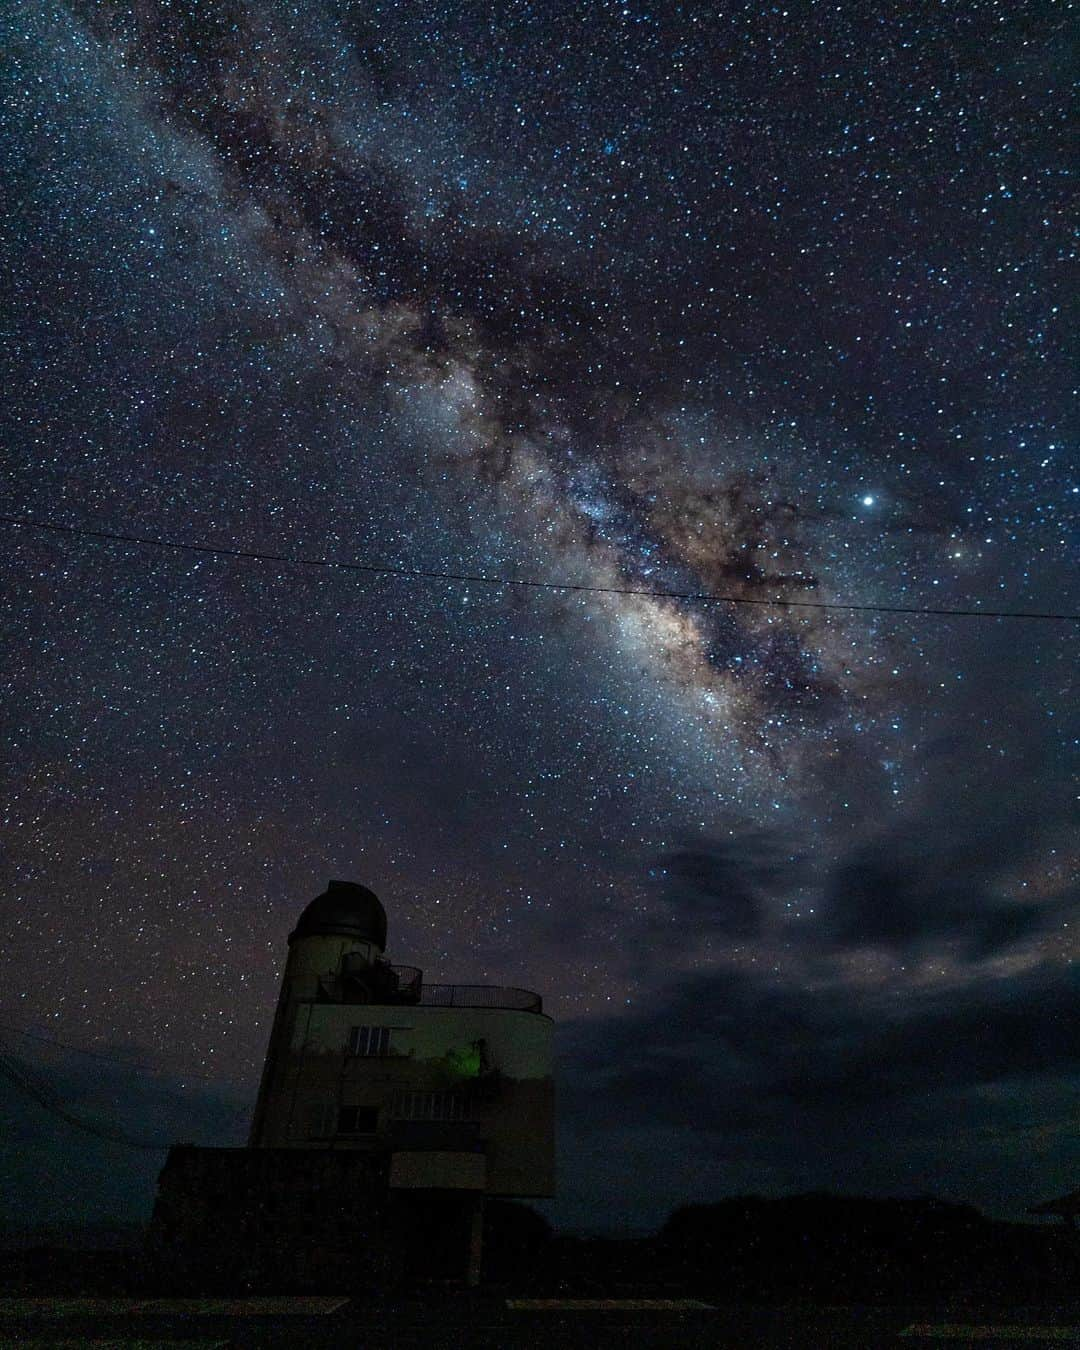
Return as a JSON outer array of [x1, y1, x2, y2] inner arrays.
[[1, 0, 1076, 1233]]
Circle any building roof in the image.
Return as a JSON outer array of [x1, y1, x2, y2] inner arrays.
[[290, 879, 388, 949]]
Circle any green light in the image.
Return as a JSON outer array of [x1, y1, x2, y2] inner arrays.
[[444, 1040, 484, 1079]]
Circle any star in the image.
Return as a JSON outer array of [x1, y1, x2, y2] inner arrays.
[[0, 0, 1073, 1236]]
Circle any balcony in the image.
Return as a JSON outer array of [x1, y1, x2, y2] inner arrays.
[[318, 962, 542, 1013], [385, 964, 423, 1001], [319, 959, 423, 1005], [390, 1120, 487, 1153], [419, 984, 543, 1014]]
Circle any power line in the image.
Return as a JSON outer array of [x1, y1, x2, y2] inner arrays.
[[2, 512, 1075, 623], [0, 1036, 171, 1150], [0, 1021, 252, 1151], [0, 1017, 249, 1087]]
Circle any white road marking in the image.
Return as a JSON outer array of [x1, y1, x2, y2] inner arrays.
[[0, 1342, 228, 1349], [0, 1296, 349, 1317], [507, 1298, 714, 1310], [901, 1326, 1080, 1342]]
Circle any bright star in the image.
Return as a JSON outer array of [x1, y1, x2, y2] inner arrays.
[[861, 495, 875, 506]]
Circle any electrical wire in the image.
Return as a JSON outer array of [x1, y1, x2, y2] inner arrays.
[[0, 1017, 251, 1086], [0, 1021, 253, 1151], [0, 1036, 172, 1150], [2, 512, 1075, 623]]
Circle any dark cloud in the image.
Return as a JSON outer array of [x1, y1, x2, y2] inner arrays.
[[647, 801, 1075, 966], [822, 851, 1072, 959], [818, 694, 1077, 959], [551, 960, 1079, 1230], [652, 831, 804, 940]]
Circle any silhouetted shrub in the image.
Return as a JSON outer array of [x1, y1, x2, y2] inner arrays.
[[655, 1194, 1077, 1303]]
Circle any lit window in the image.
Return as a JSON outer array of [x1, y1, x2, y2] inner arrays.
[[348, 1025, 391, 1056]]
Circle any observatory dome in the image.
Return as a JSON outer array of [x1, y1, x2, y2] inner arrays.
[[289, 879, 388, 949]]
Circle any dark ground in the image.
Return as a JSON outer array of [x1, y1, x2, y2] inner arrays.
[[1, 1292, 1080, 1349], [2, 1196, 1077, 1346]]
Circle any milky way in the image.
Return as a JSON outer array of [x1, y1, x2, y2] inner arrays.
[[1, 0, 1076, 1229]]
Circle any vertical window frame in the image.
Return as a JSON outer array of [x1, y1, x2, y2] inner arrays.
[[348, 1024, 392, 1057]]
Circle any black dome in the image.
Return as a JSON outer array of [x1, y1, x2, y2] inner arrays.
[[290, 880, 388, 948]]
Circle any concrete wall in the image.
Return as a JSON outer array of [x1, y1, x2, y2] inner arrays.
[[149, 1146, 482, 1290], [256, 1001, 554, 1197]]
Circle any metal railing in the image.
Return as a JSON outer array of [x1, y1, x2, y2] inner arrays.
[[320, 959, 424, 1004], [386, 964, 423, 1000], [418, 984, 543, 1014], [319, 961, 542, 1012]]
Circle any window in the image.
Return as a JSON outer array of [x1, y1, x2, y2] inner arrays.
[[337, 1105, 379, 1135], [306, 1102, 336, 1138], [348, 1025, 391, 1057], [389, 1090, 474, 1122]]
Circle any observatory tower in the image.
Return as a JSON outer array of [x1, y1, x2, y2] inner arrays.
[[151, 880, 554, 1289], [249, 879, 554, 1200]]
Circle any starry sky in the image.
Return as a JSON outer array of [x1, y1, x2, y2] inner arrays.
[[1, 0, 1076, 1233]]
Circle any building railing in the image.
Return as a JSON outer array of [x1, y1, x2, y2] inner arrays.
[[418, 983, 543, 1014], [385, 964, 423, 1000], [319, 961, 542, 1012]]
